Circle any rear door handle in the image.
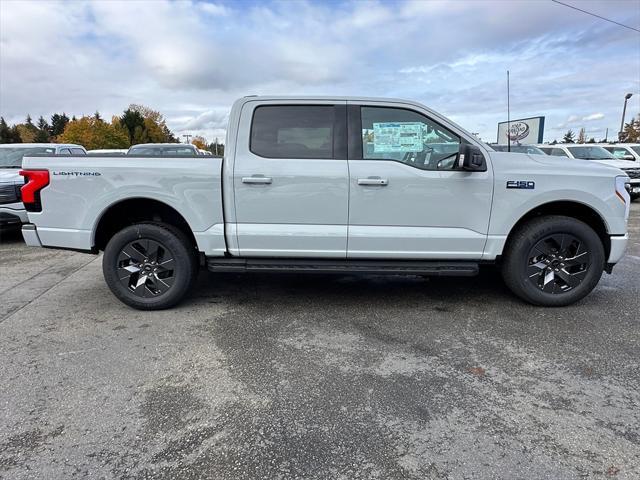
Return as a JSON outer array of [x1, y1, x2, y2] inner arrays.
[[357, 177, 388, 186], [242, 176, 272, 184]]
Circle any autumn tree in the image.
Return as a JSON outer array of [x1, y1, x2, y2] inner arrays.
[[121, 104, 177, 145], [59, 116, 129, 150], [191, 136, 207, 150], [562, 130, 575, 143], [620, 115, 640, 143]]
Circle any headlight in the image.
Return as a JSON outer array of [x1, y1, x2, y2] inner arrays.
[[615, 175, 630, 221]]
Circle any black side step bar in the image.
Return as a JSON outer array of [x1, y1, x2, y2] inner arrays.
[[206, 258, 479, 277]]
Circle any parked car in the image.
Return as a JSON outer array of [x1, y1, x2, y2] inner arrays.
[[537, 144, 640, 199], [19, 96, 630, 309], [127, 143, 199, 156], [490, 144, 546, 155], [88, 149, 128, 156], [0, 143, 86, 228], [601, 144, 640, 162]]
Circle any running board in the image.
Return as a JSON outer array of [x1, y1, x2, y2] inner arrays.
[[206, 258, 479, 276]]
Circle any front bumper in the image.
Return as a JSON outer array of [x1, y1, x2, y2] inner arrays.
[[628, 179, 640, 195], [608, 234, 628, 264], [21, 223, 42, 247]]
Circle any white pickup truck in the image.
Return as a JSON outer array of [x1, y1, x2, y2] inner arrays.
[[20, 96, 631, 309]]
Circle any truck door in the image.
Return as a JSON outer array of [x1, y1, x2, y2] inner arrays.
[[346, 102, 493, 259], [233, 101, 349, 257]]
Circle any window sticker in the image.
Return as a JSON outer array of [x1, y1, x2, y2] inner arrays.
[[372, 122, 424, 153]]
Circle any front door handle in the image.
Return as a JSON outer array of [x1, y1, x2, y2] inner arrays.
[[357, 177, 388, 186], [242, 176, 272, 184]]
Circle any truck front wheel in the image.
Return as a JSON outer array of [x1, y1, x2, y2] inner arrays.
[[501, 216, 605, 307], [102, 223, 198, 310]]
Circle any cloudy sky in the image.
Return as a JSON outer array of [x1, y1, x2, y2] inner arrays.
[[1, 0, 639, 143]]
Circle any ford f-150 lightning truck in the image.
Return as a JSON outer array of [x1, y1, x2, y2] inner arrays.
[[19, 97, 631, 309]]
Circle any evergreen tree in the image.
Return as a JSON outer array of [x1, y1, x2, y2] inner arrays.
[[0, 117, 10, 143], [34, 116, 51, 142], [50, 113, 70, 137], [120, 109, 145, 144], [562, 130, 575, 143]]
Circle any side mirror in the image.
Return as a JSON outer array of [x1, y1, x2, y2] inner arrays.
[[459, 143, 487, 172], [623, 154, 635, 161]]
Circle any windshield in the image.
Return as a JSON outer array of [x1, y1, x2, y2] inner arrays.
[[0, 147, 56, 168], [567, 146, 614, 160], [492, 145, 545, 155]]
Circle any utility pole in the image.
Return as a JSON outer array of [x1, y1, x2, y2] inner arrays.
[[182, 134, 192, 144], [619, 93, 633, 141], [507, 70, 511, 152]]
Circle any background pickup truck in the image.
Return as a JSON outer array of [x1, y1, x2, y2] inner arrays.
[[20, 96, 631, 309]]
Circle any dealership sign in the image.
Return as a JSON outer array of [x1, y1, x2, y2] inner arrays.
[[497, 116, 545, 144]]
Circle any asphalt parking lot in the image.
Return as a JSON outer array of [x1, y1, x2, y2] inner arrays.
[[0, 204, 639, 480]]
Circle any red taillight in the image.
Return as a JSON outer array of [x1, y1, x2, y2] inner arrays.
[[19, 169, 49, 212]]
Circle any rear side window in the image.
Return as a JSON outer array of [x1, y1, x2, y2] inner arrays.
[[70, 148, 86, 155], [251, 106, 335, 159]]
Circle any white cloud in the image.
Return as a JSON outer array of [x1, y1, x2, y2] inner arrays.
[[0, 0, 638, 144], [582, 113, 605, 121]]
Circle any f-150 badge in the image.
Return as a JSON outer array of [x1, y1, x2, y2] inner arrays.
[[506, 180, 535, 189]]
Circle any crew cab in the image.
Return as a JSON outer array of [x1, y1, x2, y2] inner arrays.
[[19, 97, 631, 309], [0, 143, 86, 228], [537, 144, 640, 199]]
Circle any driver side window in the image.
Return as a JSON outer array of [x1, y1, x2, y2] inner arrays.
[[361, 106, 460, 170]]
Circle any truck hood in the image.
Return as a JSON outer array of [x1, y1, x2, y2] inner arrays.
[[591, 158, 638, 170], [524, 153, 626, 176], [0, 168, 23, 184]]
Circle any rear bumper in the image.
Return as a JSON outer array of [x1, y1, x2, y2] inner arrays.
[[21, 223, 42, 247], [0, 203, 28, 226], [608, 234, 628, 264]]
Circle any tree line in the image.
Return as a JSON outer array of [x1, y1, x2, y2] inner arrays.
[[0, 105, 224, 154], [551, 114, 640, 144]]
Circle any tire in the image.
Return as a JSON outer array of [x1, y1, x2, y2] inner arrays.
[[102, 222, 198, 310], [501, 216, 605, 307]]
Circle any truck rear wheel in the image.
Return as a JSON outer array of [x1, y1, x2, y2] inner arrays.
[[102, 223, 198, 310], [501, 216, 604, 307]]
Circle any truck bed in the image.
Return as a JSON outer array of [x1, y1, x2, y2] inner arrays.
[[21, 154, 225, 254]]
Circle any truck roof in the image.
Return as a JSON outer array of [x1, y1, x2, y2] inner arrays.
[[242, 95, 418, 103], [129, 143, 196, 148]]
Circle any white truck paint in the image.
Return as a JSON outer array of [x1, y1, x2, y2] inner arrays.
[[19, 97, 631, 309]]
